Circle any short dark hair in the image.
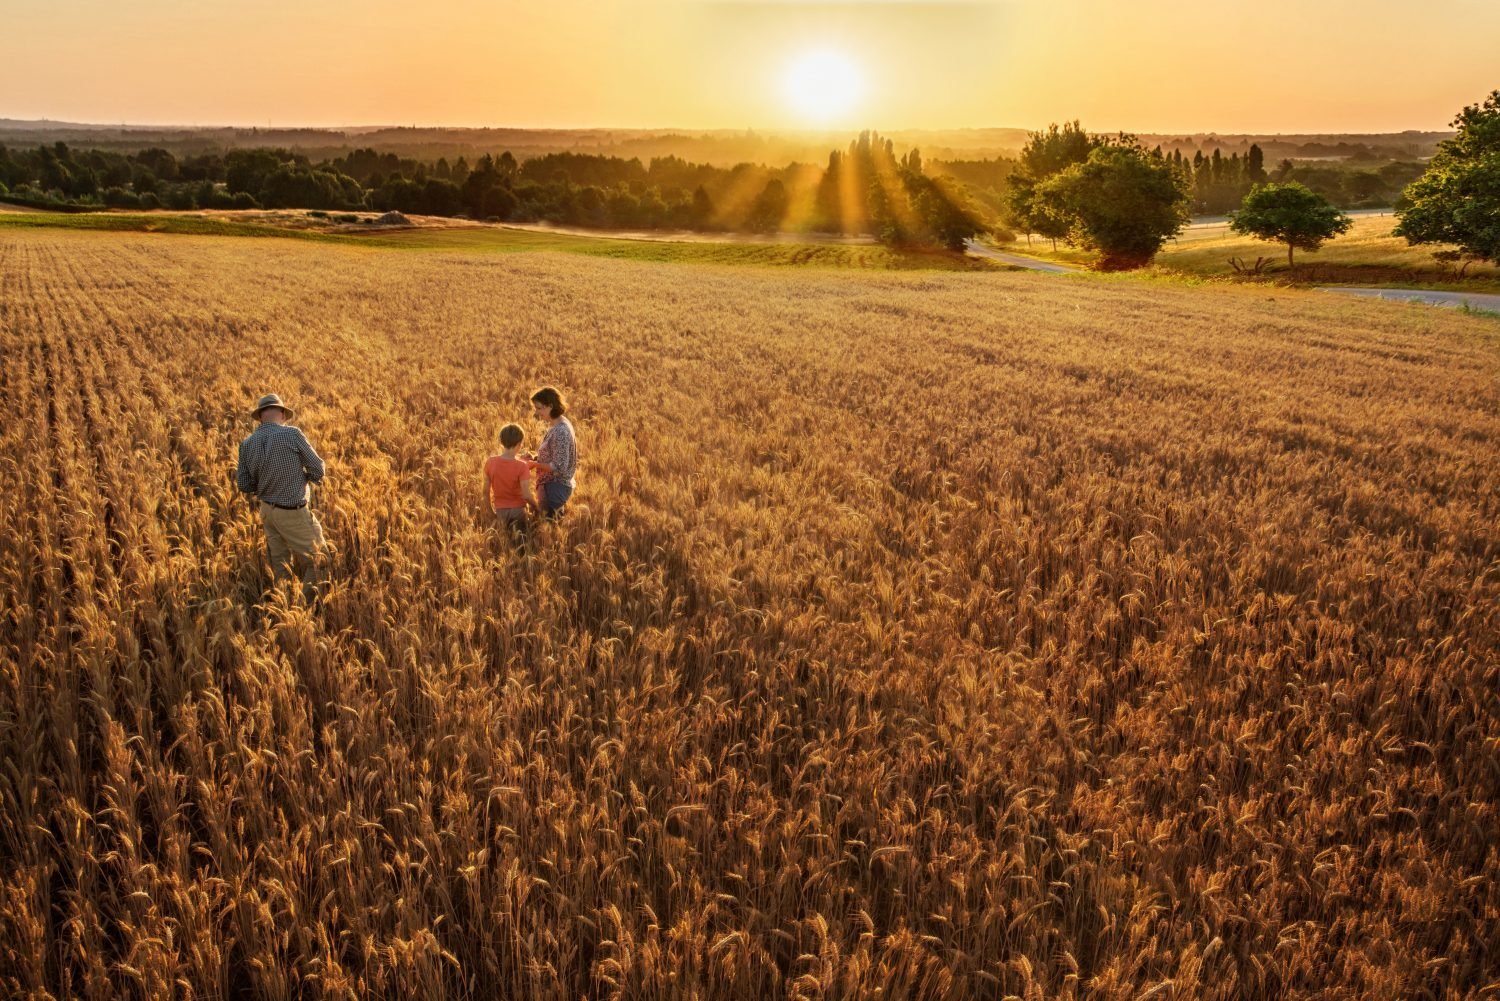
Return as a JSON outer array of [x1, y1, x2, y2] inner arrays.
[[531, 386, 566, 419], [499, 423, 524, 448]]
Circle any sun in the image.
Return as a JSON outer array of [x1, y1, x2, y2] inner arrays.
[[781, 48, 865, 125]]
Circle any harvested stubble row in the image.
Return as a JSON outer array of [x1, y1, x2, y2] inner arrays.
[[0, 228, 1497, 1000]]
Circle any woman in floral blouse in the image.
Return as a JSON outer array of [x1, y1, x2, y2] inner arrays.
[[527, 386, 578, 517]]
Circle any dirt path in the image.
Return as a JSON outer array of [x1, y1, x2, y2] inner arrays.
[[963, 240, 1081, 273]]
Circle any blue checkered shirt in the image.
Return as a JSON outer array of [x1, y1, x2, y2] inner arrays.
[[236, 423, 325, 507]]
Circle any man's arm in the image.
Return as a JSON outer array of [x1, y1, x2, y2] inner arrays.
[[298, 430, 326, 484], [235, 438, 256, 496]]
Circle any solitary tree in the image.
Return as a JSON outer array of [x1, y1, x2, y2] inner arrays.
[[1229, 182, 1351, 268], [1036, 145, 1190, 269], [1395, 89, 1500, 266]]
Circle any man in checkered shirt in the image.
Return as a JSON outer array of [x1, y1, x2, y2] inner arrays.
[[236, 393, 327, 597]]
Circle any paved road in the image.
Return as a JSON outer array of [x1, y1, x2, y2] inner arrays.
[[1318, 287, 1500, 311], [1182, 207, 1392, 229], [964, 240, 1081, 273], [962, 241, 1500, 315]]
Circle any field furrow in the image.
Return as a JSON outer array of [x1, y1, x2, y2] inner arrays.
[[0, 228, 1497, 1000]]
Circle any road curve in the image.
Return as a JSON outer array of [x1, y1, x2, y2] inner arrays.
[[1318, 287, 1500, 311], [962, 241, 1499, 314], [963, 240, 1082, 273]]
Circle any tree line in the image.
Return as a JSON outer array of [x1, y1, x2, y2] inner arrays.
[[0, 138, 982, 250], [1164, 145, 1425, 215], [4, 95, 1492, 271]]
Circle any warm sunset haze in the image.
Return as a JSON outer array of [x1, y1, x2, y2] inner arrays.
[[3, 2, 1499, 1001], [3, 0, 1497, 131]]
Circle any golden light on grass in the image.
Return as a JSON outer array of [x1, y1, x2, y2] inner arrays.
[[780, 48, 864, 125], [0, 226, 1497, 998]]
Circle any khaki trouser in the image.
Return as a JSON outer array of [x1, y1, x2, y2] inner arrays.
[[260, 502, 325, 587]]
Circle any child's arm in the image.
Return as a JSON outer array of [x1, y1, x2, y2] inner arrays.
[[522, 474, 539, 511]]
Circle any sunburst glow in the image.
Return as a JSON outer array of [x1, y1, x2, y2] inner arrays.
[[781, 48, 864, 124]]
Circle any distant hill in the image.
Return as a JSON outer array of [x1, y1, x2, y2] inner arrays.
[[0, 119, 1451, 166]]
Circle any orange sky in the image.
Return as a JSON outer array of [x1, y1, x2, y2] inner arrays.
[[4, 0, 1495, 132]]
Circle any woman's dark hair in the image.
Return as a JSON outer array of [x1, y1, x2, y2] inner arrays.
[[531, 386, 566, 419]]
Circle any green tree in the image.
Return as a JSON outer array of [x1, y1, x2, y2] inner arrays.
[[1019, 120, 1099, 179], [137, 148, 179, 183], [637, 187, 667, 228], [1229, 182, 1352, 268], [1036, 145, 1190, 269], [744, 178, 787, 233], [225, 149, 285, 196], [813, 150, 843, 232], [1247, 143, 1267, 183], [420, 178, 462, 216], [1004, 174, 1068, 247], [1395, 90, 1500, 265], [1004, 121, 1106, 243], [908, 175, 983, 251], [479, 185, 517, 221], [690, 185, 715, 229]]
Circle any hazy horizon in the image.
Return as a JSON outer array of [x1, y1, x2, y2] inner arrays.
[[5, 0, 1495, 135], [0, 116, 1461, 139]]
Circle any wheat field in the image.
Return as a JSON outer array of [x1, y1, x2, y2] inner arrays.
[[1, 227, 1497, 999]]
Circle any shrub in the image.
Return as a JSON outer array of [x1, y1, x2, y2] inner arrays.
[[1036, 145, 1190, 269], [102, 186, 142, 209]]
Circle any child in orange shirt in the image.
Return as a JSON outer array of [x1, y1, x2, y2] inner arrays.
[[484, 424, 538, 531]]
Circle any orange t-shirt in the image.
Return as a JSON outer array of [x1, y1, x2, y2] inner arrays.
[[484, 455, 534, 510]]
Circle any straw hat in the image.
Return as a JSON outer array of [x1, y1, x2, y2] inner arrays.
[[250, 393, 295, 421]]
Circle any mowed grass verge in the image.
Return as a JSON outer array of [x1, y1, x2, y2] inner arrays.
[[997, 215, 1500, 292]]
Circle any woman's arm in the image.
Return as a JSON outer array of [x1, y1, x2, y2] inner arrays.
[[536, 425, 576, 482]]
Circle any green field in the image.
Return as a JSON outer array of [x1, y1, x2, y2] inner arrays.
[[999, 215, 1500, 293], [0, 211, 1003, 271]]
